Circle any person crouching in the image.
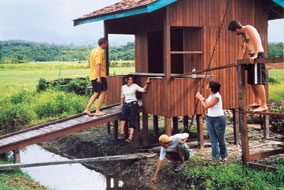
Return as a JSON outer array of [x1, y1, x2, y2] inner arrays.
[[151, 133, 193, 184]]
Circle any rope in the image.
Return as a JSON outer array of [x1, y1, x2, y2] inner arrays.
[[182, 0, 231, 132]]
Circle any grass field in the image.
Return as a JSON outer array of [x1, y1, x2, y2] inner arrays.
[[0, 62, 134, 100]]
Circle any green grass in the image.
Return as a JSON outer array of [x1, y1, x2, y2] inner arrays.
[[0, 161, 50, 190], [268, 69, 284, 102], [165, 156, 284, 190]]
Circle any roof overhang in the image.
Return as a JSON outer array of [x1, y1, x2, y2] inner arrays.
[[73, 0, 177, 26], [267, 0, 284, 20]]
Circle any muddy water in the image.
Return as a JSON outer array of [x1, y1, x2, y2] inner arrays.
[[20, 145, 125, 190]]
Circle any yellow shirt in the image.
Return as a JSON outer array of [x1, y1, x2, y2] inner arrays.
[[90, 46, 106, 80]]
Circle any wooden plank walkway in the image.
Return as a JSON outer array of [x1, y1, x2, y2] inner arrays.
[[0, 102, 142, 154], [0, 153, 156, 170]]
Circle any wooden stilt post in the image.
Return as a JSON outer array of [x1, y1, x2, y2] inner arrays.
[[106, 176, 111, 190], [237, 63, 250, 163], [172, 117, 178, 134], [134, 114, 139, 147], [165, 117, 172, 136], [233, 109, 240, 144], [153, 115, 159, 138], [114, 178, 119, 188], [137, 113, 140, 132], [13, 149, 20, 163], [183, 116, 189, 129], [143, 113, 149, 146], [263, 115, 270, 139], [196, 115, 204, 149], [107, 122, 111, 135], [113, 120, 118, 141], [125, 120, 129, 138]]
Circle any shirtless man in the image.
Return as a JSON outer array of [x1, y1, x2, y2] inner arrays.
[[228, 20, 268, 112], [84, 38, 108, 116]]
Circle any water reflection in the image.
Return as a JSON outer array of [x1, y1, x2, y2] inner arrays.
[[20, 145, 142, 190]]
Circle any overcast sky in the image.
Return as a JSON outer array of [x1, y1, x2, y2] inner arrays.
[[0, 0, 283, 45]]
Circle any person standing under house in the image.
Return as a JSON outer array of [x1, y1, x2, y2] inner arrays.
[[120, 76, 151, 141], [228, 20, 268, 113], [84, 38, 108, 116], [151, 133, 193, 184], [196, 81, 228, 165]]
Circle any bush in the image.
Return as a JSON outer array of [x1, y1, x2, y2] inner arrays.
[[0, 104, 35, 132], [65, 79, 89, 95], [10, 90, 32, 104], [35, 91, 86, 119], [268, 77, 280, 84], [36, 78, 48, 92]]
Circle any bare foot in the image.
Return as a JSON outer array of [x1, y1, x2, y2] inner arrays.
[[84, 109, 94, 117], [248, 103, 260, 108], [252, 106, 268, 113], [95, 111, 106, 116]]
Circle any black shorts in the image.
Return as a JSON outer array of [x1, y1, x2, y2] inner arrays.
[[247, 52, 266, 85], [92, 77, 108, 93]]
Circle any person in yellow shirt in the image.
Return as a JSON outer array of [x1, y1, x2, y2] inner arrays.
[[84, 38, 108, 116]]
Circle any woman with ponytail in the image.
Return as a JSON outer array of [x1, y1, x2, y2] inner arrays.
[[196, 81, 228, 164]]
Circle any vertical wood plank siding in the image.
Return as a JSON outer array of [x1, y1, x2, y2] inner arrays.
[[168, 0, 268, 109]]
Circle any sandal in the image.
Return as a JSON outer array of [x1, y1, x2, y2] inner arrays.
[[174, 165, 184, 172], [118, 133, 126, 139], [169, 163, 177, 170], [125, 138, 132, 143], [220, 158, 227, 164], [209, 161, 217, 165]]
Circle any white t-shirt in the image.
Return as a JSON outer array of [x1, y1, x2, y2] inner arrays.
[[121, 84, 145, 103], [206, 92, 224, 117], [159, 133, 190, 161]]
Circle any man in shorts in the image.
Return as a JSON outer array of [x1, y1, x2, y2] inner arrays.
[[228, 20, 268, 112], [84, 38, 108, 116], [151, 133, 193, 184]]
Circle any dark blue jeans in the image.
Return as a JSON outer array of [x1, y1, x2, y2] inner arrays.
[[120, 101, 138, 129], [207, 116, 228, 161]]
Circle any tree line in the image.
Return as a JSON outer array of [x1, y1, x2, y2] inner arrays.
[[0, 40, 135, 63], [0, 40, 282, 64]]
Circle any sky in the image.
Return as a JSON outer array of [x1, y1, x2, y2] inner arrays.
[[0, 0, 283, 46]]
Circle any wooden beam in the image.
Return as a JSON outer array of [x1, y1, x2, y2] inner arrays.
[[247, 163, 278, 172], [263, 115, 270, 139], [237, 57, 283, 64], [143, 113, 149, 146], [233, 109, 240, 145], [104, 21, 109, 76], [249, 149, 284, 161], [237, 64, 250, 164], [107, 122, 111, 135], [170, 51, 203, 54], [183, 116, 189, 129], [134, 115, 139, 147], [165, 117, 172, 136], [113, 120, 118, 141], [172, 117, 178, 134], [196, 115, 204, 149], [266, 64, 284, 70], [241, 110, 284, 117], [13, 149, 20, 163], [153, 115, 159, 138], [0, 153, 156, 170]]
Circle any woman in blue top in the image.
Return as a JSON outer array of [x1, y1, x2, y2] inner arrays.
[[196, 81, 228, 164]]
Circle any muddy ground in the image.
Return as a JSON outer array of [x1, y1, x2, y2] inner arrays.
[[39, 113, 284, 190]]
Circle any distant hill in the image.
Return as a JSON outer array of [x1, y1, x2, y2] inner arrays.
[[0, 40, 134, 63]]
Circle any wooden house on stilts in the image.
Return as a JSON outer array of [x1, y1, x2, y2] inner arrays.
[[74, 0, 283, 146]]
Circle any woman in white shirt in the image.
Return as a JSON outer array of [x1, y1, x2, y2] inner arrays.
[[196, 81, 228, 164], [120, 76, 151, 141]]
